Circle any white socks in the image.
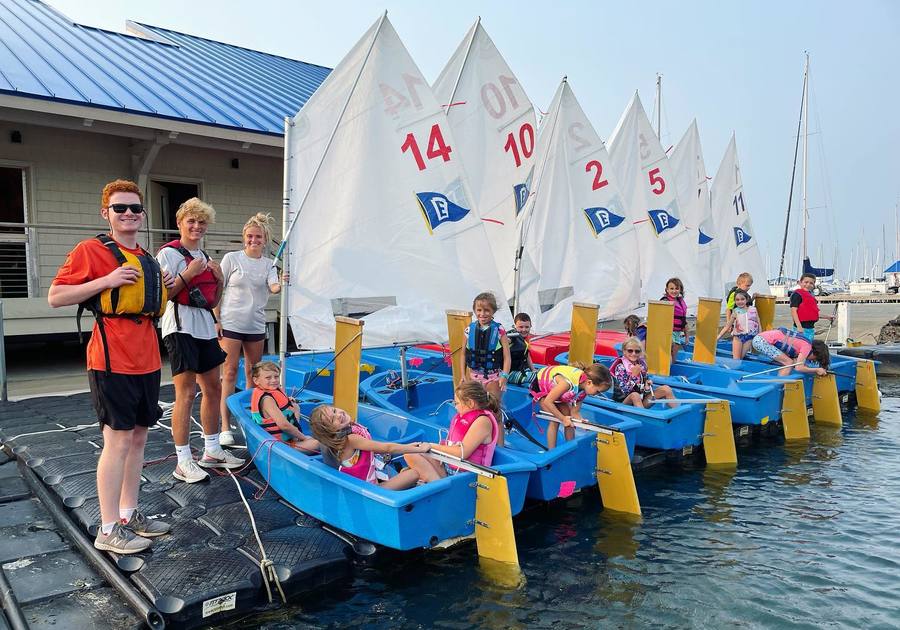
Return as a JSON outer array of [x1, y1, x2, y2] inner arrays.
[[119, 507, 136, 523], [175, 444, 192, 464], [203, 433, 221, 453], [101, 522, 116, 535]]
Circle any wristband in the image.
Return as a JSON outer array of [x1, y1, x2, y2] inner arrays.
[[499, 371, 509, 379], [178, 272, 188, 285]]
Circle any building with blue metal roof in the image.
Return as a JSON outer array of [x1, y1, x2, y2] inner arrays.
[[0, 0, 330, 337]]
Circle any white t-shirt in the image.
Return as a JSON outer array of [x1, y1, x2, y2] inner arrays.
[[157, 245, 218, 340], [219, 250, 278, 334]]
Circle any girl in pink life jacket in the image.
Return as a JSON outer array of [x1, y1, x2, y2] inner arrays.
[[751, 329, 831, 377], [661, 277, 689, 365], [610, 337, 677, 409], [716, 289, 760, 360], [530, 363, 612, 449], [309, 405, 430, 490], [249, 361, 318, 452], [404, 381, 500, 483]]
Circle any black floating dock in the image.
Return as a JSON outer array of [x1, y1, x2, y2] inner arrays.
[[0, 385, 353, 629]]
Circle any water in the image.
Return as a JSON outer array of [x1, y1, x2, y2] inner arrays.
[[234, 390, 900, 629]]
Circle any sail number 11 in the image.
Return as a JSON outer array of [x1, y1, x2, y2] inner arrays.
[[401, 124, 453, 171]]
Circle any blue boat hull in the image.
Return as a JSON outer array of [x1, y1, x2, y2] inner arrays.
[[359, 371, 640, 502], [226, 390, 533, 550]]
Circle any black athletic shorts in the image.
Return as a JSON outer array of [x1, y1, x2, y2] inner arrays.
[[88, 369, 162, 431], [164, 333, 227, 376], [221, 329, 266, 342]]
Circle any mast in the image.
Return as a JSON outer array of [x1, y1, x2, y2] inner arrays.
[[279, 117, 292, 385], [655, 74, 662, 140], [778, 54, 807, 279], [801, 52, 809, 264], [443, 17, 480, 116]]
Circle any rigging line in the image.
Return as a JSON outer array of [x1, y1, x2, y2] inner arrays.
[[778, 60, 806, 279]]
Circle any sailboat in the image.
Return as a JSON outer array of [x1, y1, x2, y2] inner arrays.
[[607, 93, 705, 308], [669, 119, 719, 298], [433, 18, 537, 298], [227, 14, 530, 554], [773, 53, 835, 294], [515, 77, 641, 332]]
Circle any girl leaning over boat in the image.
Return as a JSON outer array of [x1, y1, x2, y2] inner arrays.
[[404, 381, 501, 482], [751, 328, 831, 377], [216, 212, 284, 446], [716, 289, 760, 359], [610, 337, 677, 409], [530, 363, 612, 449], [310, 406, 430, 490], [249, 361, 318, 452]]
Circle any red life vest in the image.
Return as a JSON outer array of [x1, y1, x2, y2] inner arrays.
[[250, 387, 297, 441], [661, 294, 688, 331], [793, 288, 819, 323], [159, 240, 219, 308]]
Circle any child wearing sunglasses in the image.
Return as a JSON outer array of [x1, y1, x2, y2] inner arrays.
[[609, 337, 677, 409]]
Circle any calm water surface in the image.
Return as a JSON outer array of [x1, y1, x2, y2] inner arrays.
[[235, 388, 900, 629]]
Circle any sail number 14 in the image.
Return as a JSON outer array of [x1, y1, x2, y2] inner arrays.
[[401, 124, 452, 171]]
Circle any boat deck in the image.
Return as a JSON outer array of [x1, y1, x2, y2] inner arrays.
[[0, 386, 352, 629]]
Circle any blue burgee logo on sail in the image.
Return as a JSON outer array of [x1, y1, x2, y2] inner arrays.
[[698, 229, 714, 245], [583, 207, 625, 237], [733, 225, 752, 246], [513, 183, 529, 216], [647, 208, 680, 235], [416, 192, 470, 234]]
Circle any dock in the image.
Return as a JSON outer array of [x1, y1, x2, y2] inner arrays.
[[0, 386, 353, 629]]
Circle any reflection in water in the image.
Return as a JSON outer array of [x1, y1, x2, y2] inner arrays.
[[477, 557, 525, 590], [698, 466, 737, 523], [593, 511, 641, 560]]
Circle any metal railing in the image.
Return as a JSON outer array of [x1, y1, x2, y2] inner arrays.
[[1, 300, 7, 401], [0, 221, 248, 299]]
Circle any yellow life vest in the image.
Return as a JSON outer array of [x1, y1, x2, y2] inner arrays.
[[78, 234, 167, 372]]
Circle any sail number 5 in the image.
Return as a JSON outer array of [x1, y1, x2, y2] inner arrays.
[[504, 123, 534, 167], [648, 168, 666, 195], [401, 124, 452, 171]]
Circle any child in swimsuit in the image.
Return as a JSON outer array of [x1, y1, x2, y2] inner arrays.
[[716, 290, 759, 359], [530, 363, 611, 449], [309, 405, 430, 490]]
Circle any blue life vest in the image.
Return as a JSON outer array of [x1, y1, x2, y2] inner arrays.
[[465, 321, 503, 372]]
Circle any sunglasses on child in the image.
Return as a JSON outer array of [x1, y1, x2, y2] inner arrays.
[[108, 203, 145, 214], [624, 348, 642, 354]]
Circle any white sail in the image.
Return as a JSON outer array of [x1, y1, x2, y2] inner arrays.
[[669, 119, 719, 298], [709, 134, 770, 295], [433, 19, 537, 298], [516, 79, 641, 332], [607, 93, 703, 308], [286, 15, 512, 349]]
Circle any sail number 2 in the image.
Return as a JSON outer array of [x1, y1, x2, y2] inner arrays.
[[401, 124, 452, 171]]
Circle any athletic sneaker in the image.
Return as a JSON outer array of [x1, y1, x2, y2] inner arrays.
[[198, 448, 245, 470], [94, 523, 151, 554], [173, 459, 210, 483], [219, 430, 235, 447], [124, 511, 171, 538]]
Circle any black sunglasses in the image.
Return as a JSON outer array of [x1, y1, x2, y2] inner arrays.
[[108, 203, 145, 214]]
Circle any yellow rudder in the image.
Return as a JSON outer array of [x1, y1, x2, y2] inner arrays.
[[855, 360, 880, 413], [646, 300, 674, 376], [595, 430, 641, 516], [812, 373, 842, 426], [569, 302, 599, 367], [333, 317, 364, 421], [474, 473, 519, 566], [692, 297, 722, 365], [703, 401, 737, 466], [446, 310, 471, 389], [781, 380, 810, 440], [754, 294, 776, 332]]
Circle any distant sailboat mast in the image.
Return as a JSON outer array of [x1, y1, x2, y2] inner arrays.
[[655, 74, 662, 140], [777, 54, 806, 280], [801, 53, 809, 266]]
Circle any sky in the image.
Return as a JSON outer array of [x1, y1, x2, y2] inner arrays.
[[47, 0, 900, 279]]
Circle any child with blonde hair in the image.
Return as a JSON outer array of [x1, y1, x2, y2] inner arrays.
[[610, 337, 677, 409], [249, 361, 318, 451], [529, 363, 612, 449]]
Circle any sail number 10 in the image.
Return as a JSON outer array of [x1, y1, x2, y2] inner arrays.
[[401, 124, 452, 171]]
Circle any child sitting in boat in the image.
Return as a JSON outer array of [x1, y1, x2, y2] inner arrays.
[[309, 405, 431, 490], [751, 328, 831, 377], [610, 337, 677, 409], [250, 361, 319, 452], [530, 363, 612, 449], [404, 381, 501, 482], [661, 277, 688, 364], [623, 314, 647, 344], [716, 290, 760, 359], [506, 312, 536, 386]]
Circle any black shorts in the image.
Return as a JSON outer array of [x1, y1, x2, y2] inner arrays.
[[164, 333, 227, 376], [221, 329, 266, 342], [89, 370, 162, 431]]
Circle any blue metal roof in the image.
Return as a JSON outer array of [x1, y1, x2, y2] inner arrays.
[[0, 0, 330, 135], [885, 261, 900, 273]]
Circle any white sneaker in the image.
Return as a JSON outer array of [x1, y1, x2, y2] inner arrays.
[[198, 448, 245, 470], [173, 459, 210, 483], [219, 430, 235, 447]]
